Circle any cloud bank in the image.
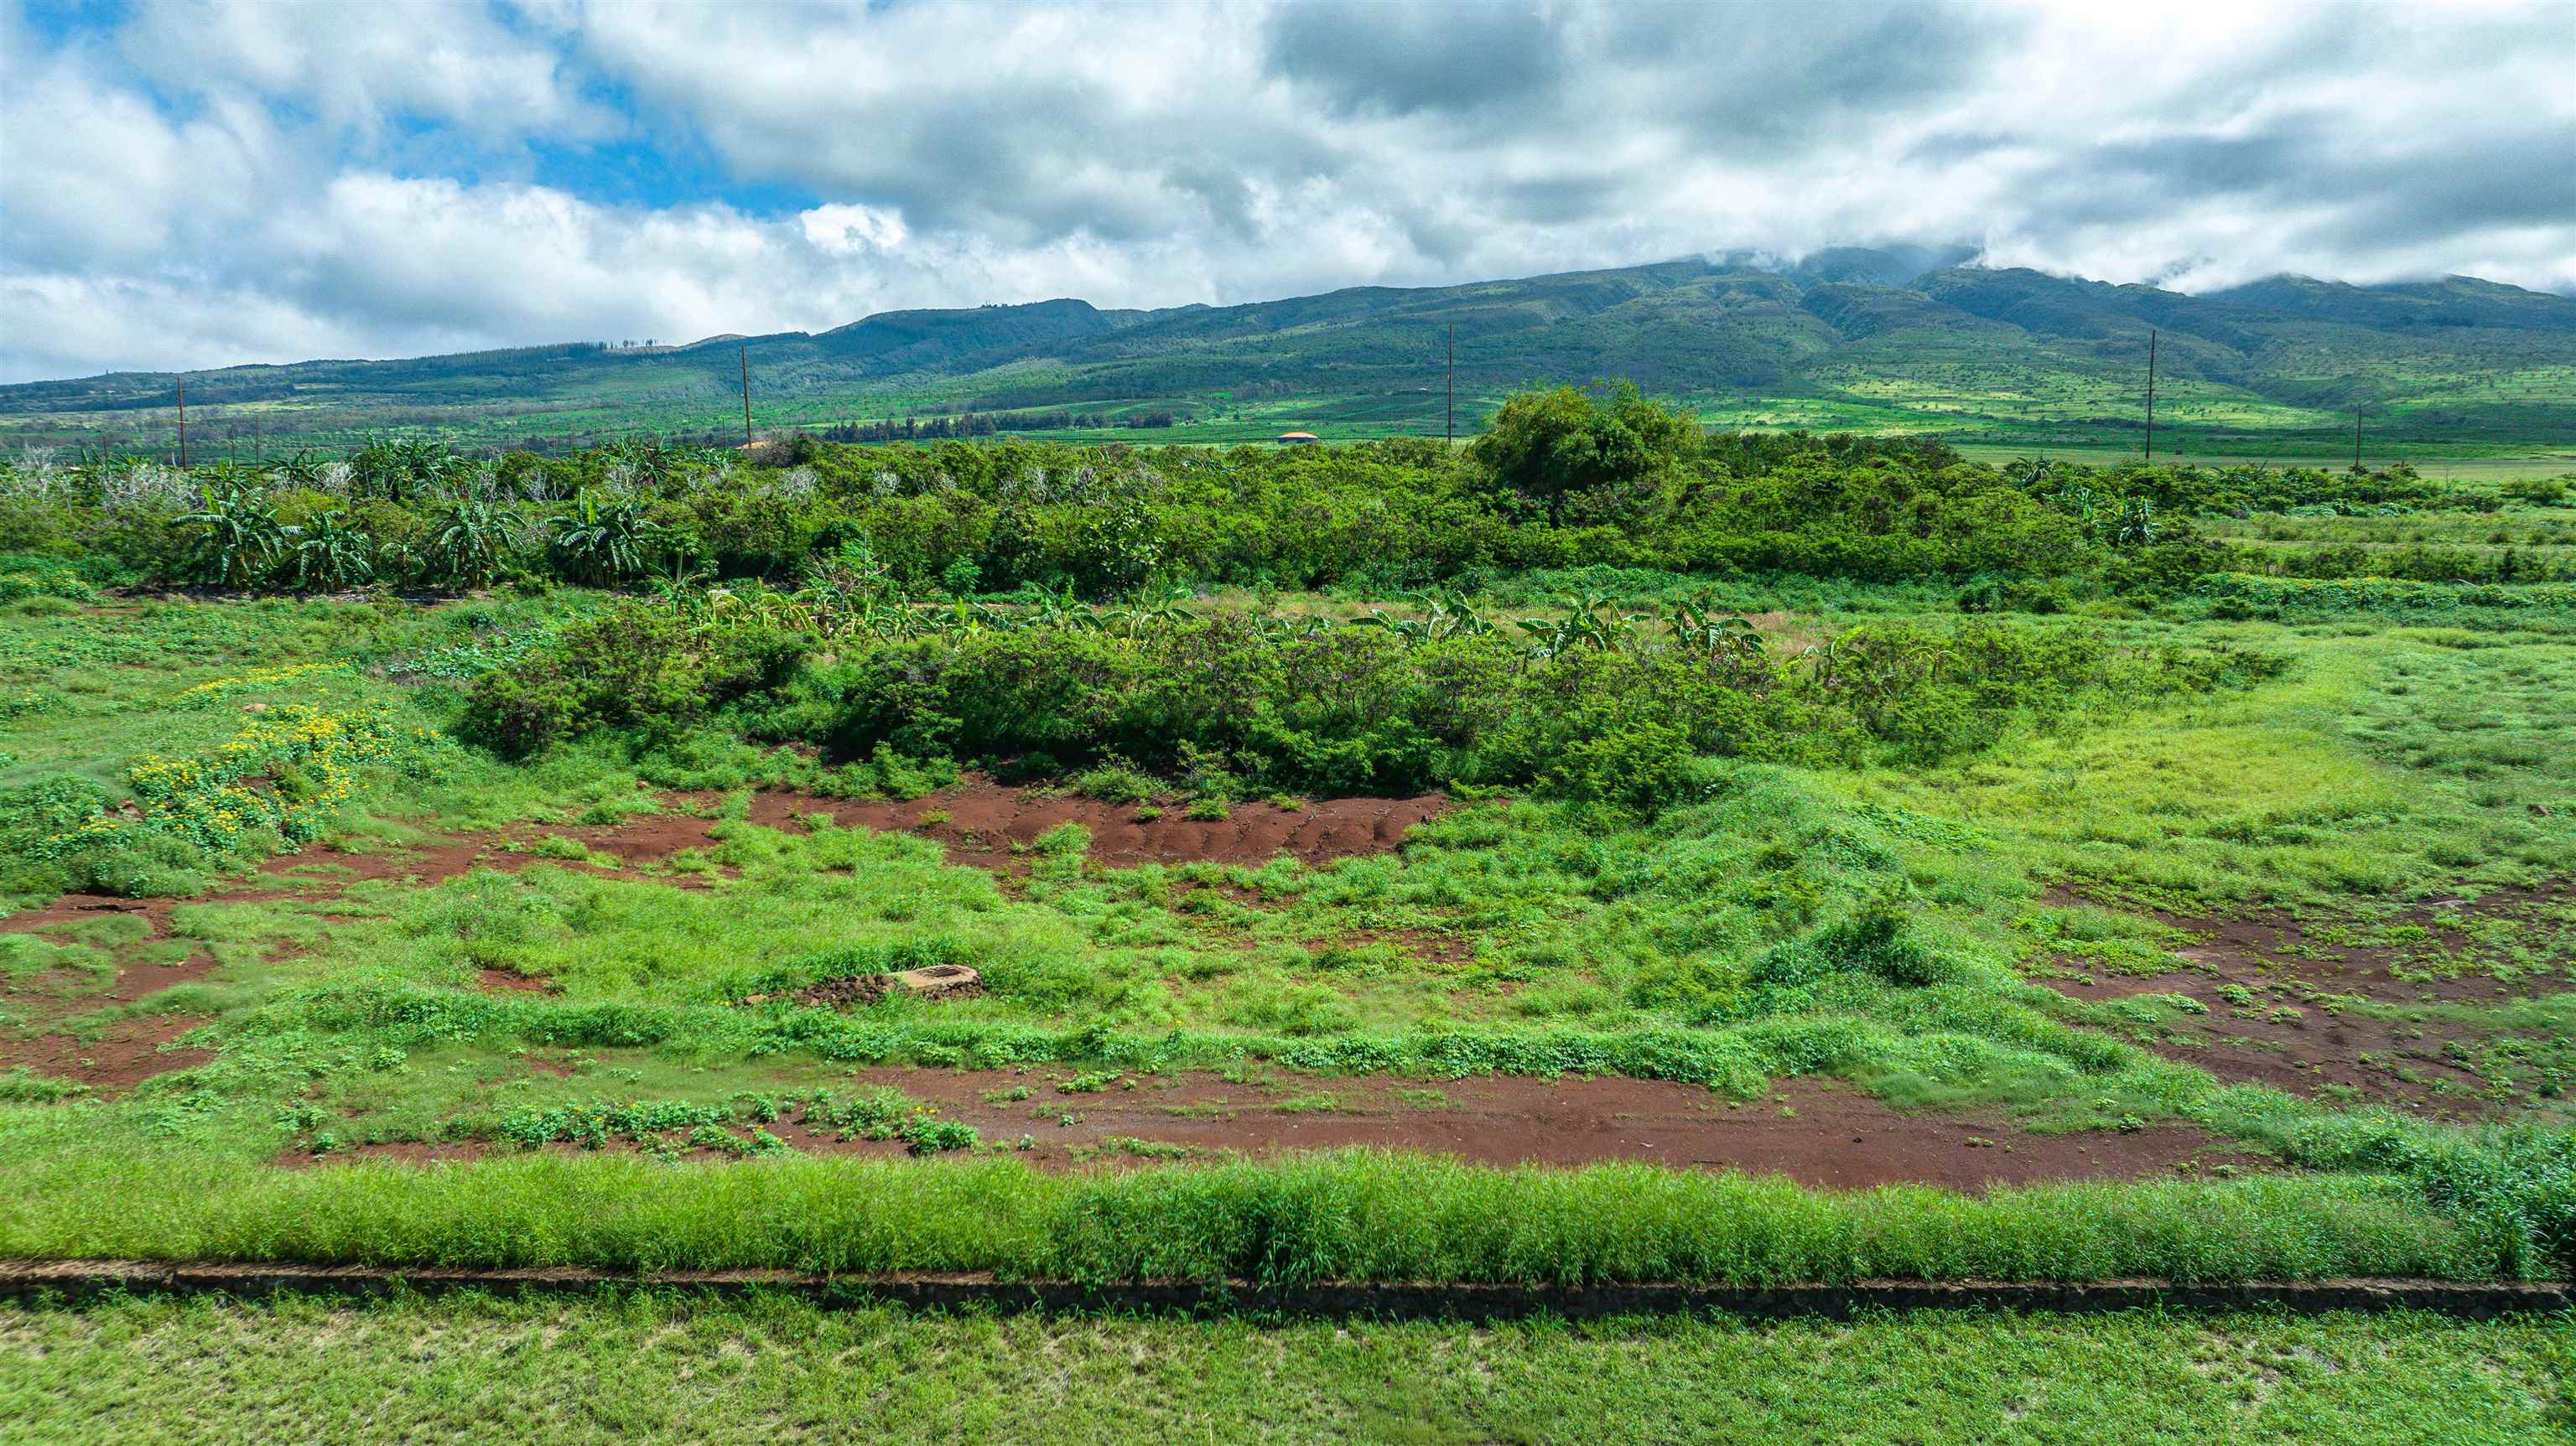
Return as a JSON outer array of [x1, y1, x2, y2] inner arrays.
[[3, 0, 2570, 381]]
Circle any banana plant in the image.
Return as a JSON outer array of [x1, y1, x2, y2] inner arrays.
[[422, 498, 513, 588], [271, 449, 332, 490], [1349, 588, 1497, 646], [1418, 588, 1496, 639], [1665, 591, 1768, 667], [285, 509, 377, 591], [2110, 496, 2159, 547], [2049, 484, 2101, 535], [175, 482, 288, 588], [1348, 609, 1431, 643], [1254, 612, 1335, 642], [1514, 589, 1637, 657], [1113, 583, 1196, 638], [1032, 583, 1105, 632], [547, 489, 660, 583]]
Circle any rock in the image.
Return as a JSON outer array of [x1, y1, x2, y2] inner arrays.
[[739, 964, 983, 1008], [890, 964, 984, 1000]]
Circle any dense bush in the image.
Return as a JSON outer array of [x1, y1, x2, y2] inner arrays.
[[0, 399, 2266, 599], [460, 605, 807, 756], [468, 598, 2277, 806]]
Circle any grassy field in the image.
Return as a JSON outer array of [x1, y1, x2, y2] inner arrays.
[[0, 417, 2572, 1438], [1950, 444, 2576, 482], [0, 576, 2568, 1282], [0, 1294, 2566, 1445]]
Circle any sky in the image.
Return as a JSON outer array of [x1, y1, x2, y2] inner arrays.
[[3, 0, 2572, 383]]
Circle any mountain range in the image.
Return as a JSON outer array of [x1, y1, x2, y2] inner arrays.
[[7, 248, 2573, 459]]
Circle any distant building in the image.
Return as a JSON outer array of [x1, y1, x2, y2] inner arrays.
[[1276, 431, 1319, 445]]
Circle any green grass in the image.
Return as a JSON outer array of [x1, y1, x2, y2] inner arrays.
[[1, 1294, 2567, 1446], [2, 560, 2572, 1288], [0, 1148, 2521, 1284], [1952, 445, 2576, 482]]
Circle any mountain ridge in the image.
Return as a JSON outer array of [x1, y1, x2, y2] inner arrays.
[[6, 250, 2571, 456]]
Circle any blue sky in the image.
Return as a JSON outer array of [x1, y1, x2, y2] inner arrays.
[[3, 0, 2571, 382]]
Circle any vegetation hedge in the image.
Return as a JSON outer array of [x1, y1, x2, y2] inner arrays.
[[0, 1143, 2518, 1285]]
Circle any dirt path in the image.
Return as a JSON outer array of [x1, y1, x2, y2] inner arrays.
[[293, 1073, 2257, 1191]]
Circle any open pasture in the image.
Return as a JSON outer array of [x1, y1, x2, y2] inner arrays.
[[0, 396, 2569, 1431]]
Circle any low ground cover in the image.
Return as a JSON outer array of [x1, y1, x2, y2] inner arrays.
[[2, 1293, 2567, 1446], [0, 415, 2569, 1295]]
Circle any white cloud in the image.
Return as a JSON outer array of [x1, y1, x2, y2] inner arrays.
[[117, 0, 614, 143], [1, 0, 2569, 381]]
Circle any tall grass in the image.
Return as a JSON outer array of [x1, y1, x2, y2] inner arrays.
[[0, 1148, 2516, 1284]]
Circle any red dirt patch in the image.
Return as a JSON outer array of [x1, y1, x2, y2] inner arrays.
[[556, 811, 725, 865], [2039, 884, 2572, 1119], [302, 1074, 2257, 1191], [0, 1014, 212, 1092], [0, 893, 174, 935], [2046, 883, 2574, 1004], [746, 778, 1447, 870], [276, 1140, 486, 1168], [476, 967, 552, 993]]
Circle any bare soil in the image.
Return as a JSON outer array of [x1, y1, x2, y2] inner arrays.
[[0, 894, 221, 1092], [290, 1073, 2257, 1191], [1, 781, 1444, 1088], [745, 778, 1447, 870], [2042, 884, 2574, 1119], [0, 1015, 211, 1091], [2052, 883, 2575, 1004]]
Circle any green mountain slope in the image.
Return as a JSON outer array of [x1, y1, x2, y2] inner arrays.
[[7, 251, 2571, 459]]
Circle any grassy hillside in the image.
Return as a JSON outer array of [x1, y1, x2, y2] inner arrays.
[[5, 252, 2573, 461]]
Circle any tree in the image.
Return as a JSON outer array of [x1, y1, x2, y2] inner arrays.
[[1467, 382, 1700, 523]]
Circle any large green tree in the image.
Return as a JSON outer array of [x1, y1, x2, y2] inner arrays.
[[1468, 382, 1701, 523]]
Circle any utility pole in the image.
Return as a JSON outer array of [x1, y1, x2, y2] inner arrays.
[[1445, 324, 1455, 447], [740, 345, 753, 446], [2355, 404, 2364, 470], [176, 376, 187, 469], [2142, 329, 2156, 464]]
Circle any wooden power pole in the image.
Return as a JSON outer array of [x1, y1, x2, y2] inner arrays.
[[1445, 325, 1455, 447], [176, 376, 188, 469], [740, 345, 753, 446], [2142, 329, 2156, 464], [2355, 404, 2364, 469]]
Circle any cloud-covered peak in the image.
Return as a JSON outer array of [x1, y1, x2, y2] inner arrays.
[[3, 0, 2569, 381]]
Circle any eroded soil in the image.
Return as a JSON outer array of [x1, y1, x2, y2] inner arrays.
[[2041, 884, 2575, 1120], [287, 1071, 2256, 1192], [0, 1018, 212, 1091], [745, 779, 1448, 871], [0, 780, 1448, 1091], [0, 894, 221, 1091]]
